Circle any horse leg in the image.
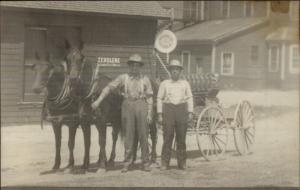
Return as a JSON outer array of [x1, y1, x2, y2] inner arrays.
[[96, 119, 107, 170], [108, 122, 120, 167], [150, 121, 157, 163], [66, 125, 77, 168], [52, 122, 62, 170], [81, 122, 91, 170]]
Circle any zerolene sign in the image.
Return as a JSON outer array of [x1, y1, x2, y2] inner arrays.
[[97, 57, 121, 66], [154, 30, 177, 54]]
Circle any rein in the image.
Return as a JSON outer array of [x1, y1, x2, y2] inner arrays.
[[41, 62, 78, 127]]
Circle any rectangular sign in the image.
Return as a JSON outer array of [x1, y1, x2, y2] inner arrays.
[[97, 57, 121, 66]]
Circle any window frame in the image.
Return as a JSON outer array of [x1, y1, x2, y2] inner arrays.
[[181, 50, 191, 75], [268, 44, 280, 72], [221, 1, 230, 18], [21, 26, 48, 104], [220, 52, 235, 76], [244, 1, 253, 17], [289, 44, 299, 74]]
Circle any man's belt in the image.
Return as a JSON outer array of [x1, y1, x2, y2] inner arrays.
[[125, 96, 145, 101]]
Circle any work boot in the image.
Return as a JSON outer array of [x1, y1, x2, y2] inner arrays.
[[160, 165, 169, 171], [160, 161, 169, 171], [121, 163, 130, 173], [178, 162, 186, 170], [142, 163, 151, 172]]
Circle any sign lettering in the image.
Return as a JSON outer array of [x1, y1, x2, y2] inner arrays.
[[97, 57, 121, 66]]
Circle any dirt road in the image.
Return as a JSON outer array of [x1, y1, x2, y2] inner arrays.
[[2, 109, 299, 187]]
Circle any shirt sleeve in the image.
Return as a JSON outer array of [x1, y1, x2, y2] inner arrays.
[[185, 81, 194, 113], [157, 81, 166, 113], [144, 76, 153, 96], [107, 74, 125, 90]]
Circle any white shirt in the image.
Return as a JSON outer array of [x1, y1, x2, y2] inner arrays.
[[157, 79, 194, 113]]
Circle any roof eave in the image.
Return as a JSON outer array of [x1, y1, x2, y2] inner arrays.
[[0, 4, 171, 20], [177, 39, 214, 45]]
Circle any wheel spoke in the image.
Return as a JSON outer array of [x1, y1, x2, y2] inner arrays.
[[213, 136, 222, 153], [209, 136, 217, 156], [214, 118, 223, 130], [246, 129, 254, 138], [245, 131, 253, 144], [215, 136, 226, 146]]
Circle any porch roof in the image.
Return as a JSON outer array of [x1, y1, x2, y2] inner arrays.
[[266, 27, 299, 42], [0, 1, 170, 19], [175, 17, 269, 44]]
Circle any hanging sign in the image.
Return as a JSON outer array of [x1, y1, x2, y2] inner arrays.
[[154, 30, 177, 54]]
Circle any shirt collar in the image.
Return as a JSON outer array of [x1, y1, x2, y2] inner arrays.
[[128, 73, 142, 80]]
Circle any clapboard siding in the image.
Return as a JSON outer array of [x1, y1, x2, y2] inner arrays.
[[1, 9, 159, 126], [83, 44, 156, 78]]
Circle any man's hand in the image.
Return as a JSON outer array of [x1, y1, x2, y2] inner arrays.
[[157, 113, 163, 125], [157, 113, 163, 130], [91, 100, 100, 110], [188, 112, 194, 124], [147, 111, 153, 124]]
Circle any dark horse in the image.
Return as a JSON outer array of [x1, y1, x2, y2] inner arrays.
[[32, 51, 80, 171], [66, 44, 160, 168], [32, 41, 158, 171]]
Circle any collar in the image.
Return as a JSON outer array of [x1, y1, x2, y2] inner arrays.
[[128, 73, 143, 80]]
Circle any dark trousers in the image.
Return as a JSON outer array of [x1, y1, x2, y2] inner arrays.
[[161, 103, 188, 166], [121, 99, 149, 166]]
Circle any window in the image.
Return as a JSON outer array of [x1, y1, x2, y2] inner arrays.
[[289, 45, 299, 74], [244, 1, 253, 17], [221, 52, 234, 75], [181, 51, 191, 75], [183, 1, 204, 22], [221, 1, 230, 18], [250, 45, 259, 63], [23, 27, 48, 102], [268, 45, 280, 72], [23, 26, 81, 103]]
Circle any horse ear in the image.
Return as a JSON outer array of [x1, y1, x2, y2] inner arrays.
[[65, 39, 71, 50]]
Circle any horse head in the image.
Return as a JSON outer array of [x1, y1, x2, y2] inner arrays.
[[32, 50, 66, 94], [65, 40, 84, 82]]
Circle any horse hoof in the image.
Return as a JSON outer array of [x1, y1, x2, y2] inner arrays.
[[64, 167, 73, 173], [97, 167, 106, 173], [107, 160, 115, 168], [52, 164, 60, 170]]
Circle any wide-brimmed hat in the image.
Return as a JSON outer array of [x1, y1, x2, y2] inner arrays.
[[168, 59, 183, 69], [127, 54, 144, 66]]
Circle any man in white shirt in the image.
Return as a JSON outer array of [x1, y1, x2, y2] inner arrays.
[[91, 54, 153, 172], [157, 59, 194, 170]]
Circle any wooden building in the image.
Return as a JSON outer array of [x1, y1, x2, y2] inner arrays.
[[158, 1, 299, 89], [0, 1, 170, 126]]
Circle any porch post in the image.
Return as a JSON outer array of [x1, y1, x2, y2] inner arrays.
[[211, 44, 216, 73], [280, 43, 286, 80]]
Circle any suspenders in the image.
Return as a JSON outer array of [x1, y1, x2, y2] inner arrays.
[[123, 74, 146, 99]]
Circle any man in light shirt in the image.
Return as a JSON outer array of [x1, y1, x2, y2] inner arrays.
[[91, 54, 153, 172], [157, 59, 194, 170]]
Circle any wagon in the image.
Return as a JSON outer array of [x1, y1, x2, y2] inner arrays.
[[171, 73, 255, 161]]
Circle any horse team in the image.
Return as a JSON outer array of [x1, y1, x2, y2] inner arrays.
[[31, 40, 159, 172]]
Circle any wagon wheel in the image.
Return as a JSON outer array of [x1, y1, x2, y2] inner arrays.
[[196, 106, 228, 161], [233, 100, 255, 155]]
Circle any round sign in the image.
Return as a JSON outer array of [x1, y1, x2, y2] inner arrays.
[[154, 30, 177, 54]]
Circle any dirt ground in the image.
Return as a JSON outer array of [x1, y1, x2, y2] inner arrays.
[[1, 91, 299, 187]]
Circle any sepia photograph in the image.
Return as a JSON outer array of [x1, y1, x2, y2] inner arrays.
[[1, 1, 299, 188]]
